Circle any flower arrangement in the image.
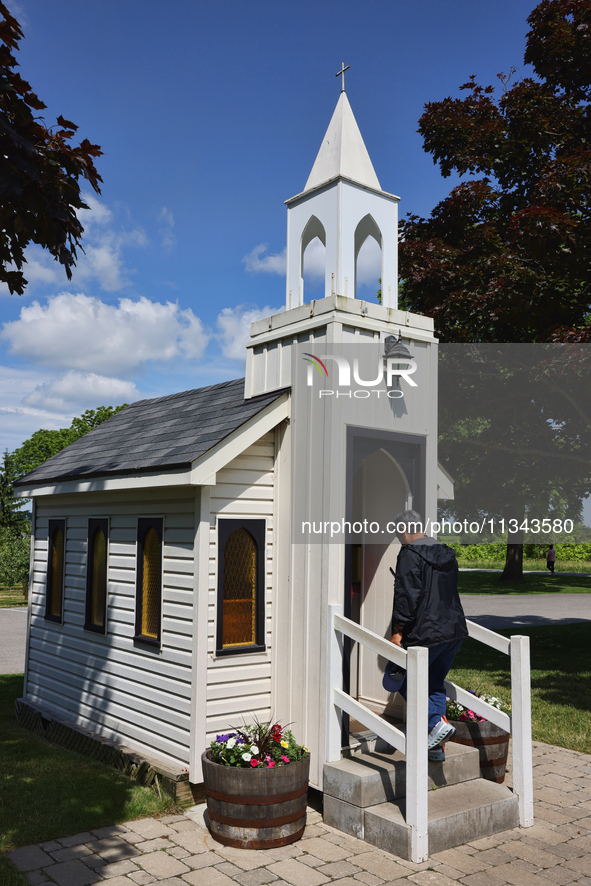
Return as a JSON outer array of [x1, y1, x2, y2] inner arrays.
[[208, 718, 309, 769], [446, 691, 511, 723]]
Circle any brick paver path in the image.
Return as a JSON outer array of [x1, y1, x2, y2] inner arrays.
[[7, 741, 591, 886]]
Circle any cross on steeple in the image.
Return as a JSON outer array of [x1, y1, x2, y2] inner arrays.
[[335, 62, 350, 92]]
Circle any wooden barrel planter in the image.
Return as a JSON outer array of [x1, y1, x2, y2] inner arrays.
[[449, 720, 510, 783], [201, 751, 309, 849]]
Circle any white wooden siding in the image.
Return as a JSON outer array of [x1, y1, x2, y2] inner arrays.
[[205, 431, 276, 742], [26, 489, 196, 770]]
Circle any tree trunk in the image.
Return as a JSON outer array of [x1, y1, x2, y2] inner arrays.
[[501, 542, 524, 580], [501, 515, 525, 581]]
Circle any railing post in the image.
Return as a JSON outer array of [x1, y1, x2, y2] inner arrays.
[[326, 603, 344, 763], [406, 646, 429, 862], [510, 635, 534, 827]]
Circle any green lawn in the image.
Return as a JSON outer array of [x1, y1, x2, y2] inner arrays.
[[458, 570, 591, 595], [449, 622, 591, 755], [0, 588, 27, 608], [0, 673, 176, 882]]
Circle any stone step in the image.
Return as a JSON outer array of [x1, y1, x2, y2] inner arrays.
[[324, 775, 519, 859], [364, 779, 519, 859], [324, 740, 480, 808]]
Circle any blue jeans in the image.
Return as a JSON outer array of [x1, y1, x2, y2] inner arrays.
[[399, 640, 463, 730]]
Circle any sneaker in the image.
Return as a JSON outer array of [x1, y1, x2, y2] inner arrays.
[[427, 718, 456, 750], [428, 747, 445, 762]]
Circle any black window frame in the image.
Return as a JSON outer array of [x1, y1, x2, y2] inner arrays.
[[45, 518, 66, 623], [84, 518, 109, 635], [216, 518, 266, 657], [134, 517, 163, 648]]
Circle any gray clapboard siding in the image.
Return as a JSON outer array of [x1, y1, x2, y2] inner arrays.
[[25, 684, 191, 765], [206, 432, 276, 734], [25, 490, 196, 769]]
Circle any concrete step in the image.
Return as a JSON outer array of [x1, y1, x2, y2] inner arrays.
[[364, 779, 519, 859], [324, 740, 480, 808]]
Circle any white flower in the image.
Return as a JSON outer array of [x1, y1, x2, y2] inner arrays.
[[242, 752, 252, 762], [226, 738, 236, 749], [250, 745, 259, 755]]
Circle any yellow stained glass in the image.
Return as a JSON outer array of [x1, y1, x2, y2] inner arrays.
[[49, 526, 63, 618], [222, 528, 256, 647], [90, 527, 106, 627], [142, 527, 160, 639]]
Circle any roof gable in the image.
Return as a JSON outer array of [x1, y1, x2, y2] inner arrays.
[[15, 378, 288, 488]]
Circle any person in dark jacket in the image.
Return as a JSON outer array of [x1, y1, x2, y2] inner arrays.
[[389, 510, 469, 760]]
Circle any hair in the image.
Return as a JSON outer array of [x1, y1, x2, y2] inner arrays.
[[393, 509, 424, 535]]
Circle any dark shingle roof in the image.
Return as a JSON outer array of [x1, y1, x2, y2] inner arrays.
[[15, 378, 289, 487]]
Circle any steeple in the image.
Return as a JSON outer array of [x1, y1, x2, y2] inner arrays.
[[284, 83, 399, 309], [304, 91, 381, 193]]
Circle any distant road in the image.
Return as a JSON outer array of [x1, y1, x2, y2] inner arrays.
[[0, 607, 27, 674], [460, 593, 591, 630]]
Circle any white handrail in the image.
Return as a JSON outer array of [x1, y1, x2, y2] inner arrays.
[[466, 619, 511, 654], [327, 604, 534, 861], [444, 681, 511, 732], [328, 605, 429, 862]]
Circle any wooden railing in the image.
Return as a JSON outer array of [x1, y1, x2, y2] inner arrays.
[[327, 604, 534, 863]]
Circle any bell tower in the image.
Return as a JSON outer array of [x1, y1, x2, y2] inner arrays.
[[285, 76, 399, 309]]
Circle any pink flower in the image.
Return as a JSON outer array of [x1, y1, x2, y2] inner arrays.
[[250, 759, 258, 767], [281, 755, 289, 763], [267, 761, 276, 768]]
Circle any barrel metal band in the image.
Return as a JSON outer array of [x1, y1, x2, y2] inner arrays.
[[480, 755, 508, 767], [208, 806, 306, 828], [451, 734, 510, 747], [204, 782, 308, 805], [209, 823, 306, 850]]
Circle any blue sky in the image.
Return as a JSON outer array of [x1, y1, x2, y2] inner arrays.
[[1, 0, 539, 455]]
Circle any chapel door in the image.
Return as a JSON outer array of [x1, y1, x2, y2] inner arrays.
[[349, 447, 407, 715]]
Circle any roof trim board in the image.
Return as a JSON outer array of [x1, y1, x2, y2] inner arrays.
[[15, 393, 290, 498]]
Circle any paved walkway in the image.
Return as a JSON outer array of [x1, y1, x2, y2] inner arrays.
[[460, 593, 591, 630], [8, 739, 591, 886], [0, 607, 27, 674]]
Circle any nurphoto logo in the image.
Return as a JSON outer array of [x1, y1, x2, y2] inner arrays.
[[302, 351, 417, 399]]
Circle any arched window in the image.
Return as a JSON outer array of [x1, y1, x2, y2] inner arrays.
[[216, 519, 265, 655], [354, 214, 382, 300], [301, 215, 326, 302], [85, 519, 108, 633], [45, 519, 65, 622], [135, 518, 163, 646]]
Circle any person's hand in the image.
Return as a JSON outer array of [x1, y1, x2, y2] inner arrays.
[[391, 632, 403, 647]]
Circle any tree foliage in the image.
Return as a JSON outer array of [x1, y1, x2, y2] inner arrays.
[[0, 405, 128, 529], [0, 521, 30, 593], [438, 344, 591, 577], [0, 2, 102, 295], [399, 0, 591, 343]]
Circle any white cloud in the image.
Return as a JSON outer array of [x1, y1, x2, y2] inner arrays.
[[243, 244, 286, 275], [243, 236, 382, 289], [303, 238, 326, 282], [158, 207, 176, 250], [77, 192, 113, 228], [356, 236, 382, 285], [23, 371, 138, 413], [1, 292, 209, 376], [72, 192, 147, 291], [216, 303, 283, 361], [0, 194, 147, 296]]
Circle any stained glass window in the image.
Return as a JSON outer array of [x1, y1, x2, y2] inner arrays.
[[222, 528, 256, 647], [135, 518, 163, 645], [46, 520, 65, 622], [85, 520, 108, 633], [216, 519, 265, 655]]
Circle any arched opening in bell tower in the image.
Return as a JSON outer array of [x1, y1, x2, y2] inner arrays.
[[300, 215, 326, 301], [354, 214, 382, 302]]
